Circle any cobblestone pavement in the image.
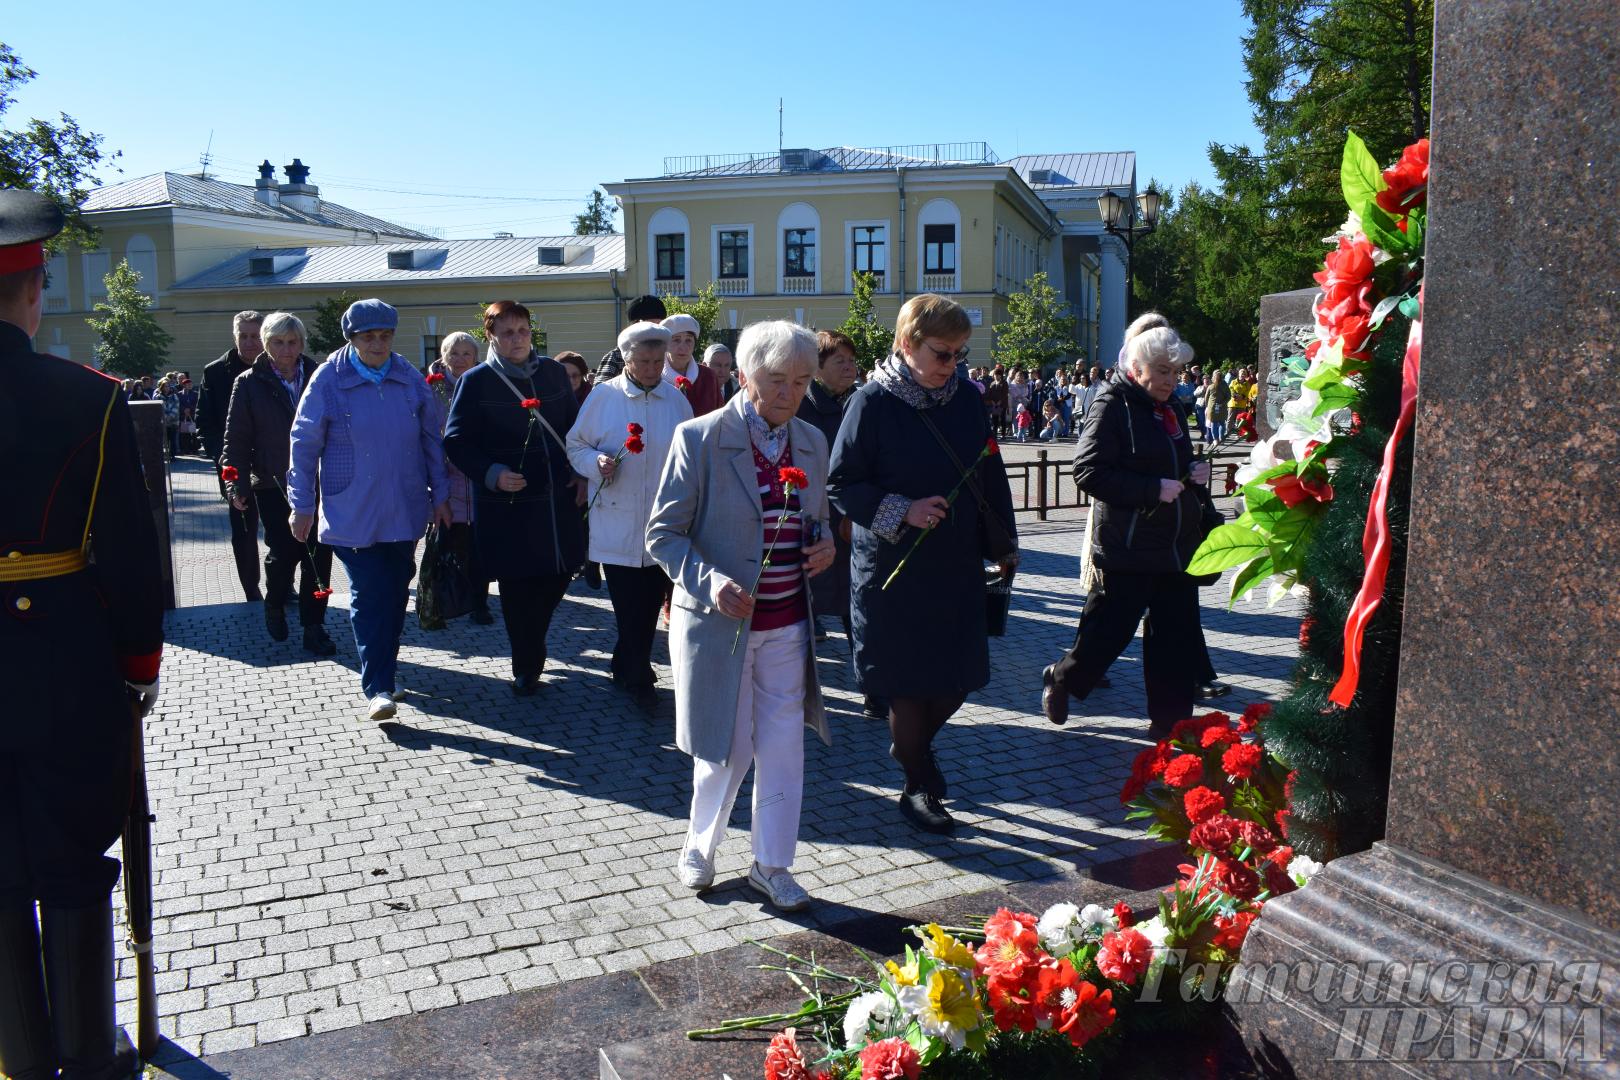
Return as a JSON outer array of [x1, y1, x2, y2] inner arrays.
[[131, 455, 1301, 1060]]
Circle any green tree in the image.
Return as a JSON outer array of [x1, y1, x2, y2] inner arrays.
[[838, 271, 890, 371], [469, 302, 547, 353], [306, 290, 359, 357], [991, 272, 1081, 372], [572, 189, 618, 235], [1130, 181, 1258, 366], [660, 282, 721, 351], [0, 43, 120, 251], [87, 259, 171, 377]]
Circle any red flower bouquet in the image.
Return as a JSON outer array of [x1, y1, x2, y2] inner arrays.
[[583, 423, 649, 518]]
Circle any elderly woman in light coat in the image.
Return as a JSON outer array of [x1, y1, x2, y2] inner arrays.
[[647, 320, 836, 912]]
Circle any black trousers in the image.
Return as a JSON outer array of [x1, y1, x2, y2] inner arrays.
[[497, 573, 573, 679], [442, 523, 490, 611], [0, 749, 130, 909], [218, 470, 261, 598], [256, 485, 332, 627], [603, 563, 669, 688], [1053, 569, 1201, 727]]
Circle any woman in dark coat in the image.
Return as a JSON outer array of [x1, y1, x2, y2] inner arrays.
[[829, 295, 1018, 834], [1041, 326, 1212, 735], [444, 301, 585, 695]]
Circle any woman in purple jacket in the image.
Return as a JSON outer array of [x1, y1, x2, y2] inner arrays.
[[289, 299, 450, 721]]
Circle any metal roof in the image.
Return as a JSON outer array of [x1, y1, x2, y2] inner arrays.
[[1002, 153, 1137, 191], [81, 172, 433, 239], [170, 235, 625, 291], [656, 143, 1000, 179]]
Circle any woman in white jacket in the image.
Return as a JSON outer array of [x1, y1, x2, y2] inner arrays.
[[567, 322, 694, 709]]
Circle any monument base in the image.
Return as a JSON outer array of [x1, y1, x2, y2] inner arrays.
[[1228, 843, 1619, 1077]]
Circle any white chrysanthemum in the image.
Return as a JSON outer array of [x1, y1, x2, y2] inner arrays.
[[1289, 855, 1325, 886], [1079, 903, 1116, 935], [1136, 915, 1170, 950], [1037, 902, 1081, 954], [841, 991, 891, 1048]]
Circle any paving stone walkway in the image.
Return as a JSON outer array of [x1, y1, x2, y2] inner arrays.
[[130, 454, 1301, 1063]]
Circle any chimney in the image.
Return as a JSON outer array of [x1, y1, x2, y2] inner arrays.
[[278, 158, 320, 213], [254, 160, 279, 206]]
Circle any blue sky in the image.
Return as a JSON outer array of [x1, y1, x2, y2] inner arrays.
[[8, 0, 1260, 238]]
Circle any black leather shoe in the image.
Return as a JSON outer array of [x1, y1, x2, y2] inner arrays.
[[470, 607, 495, 626], [264, 603, 289, 642], [899, 788, 955, 834], [862, 695, 889, 720], [511, 674, 540, 696], [631, 684, 658, 711], [582, 563, 602, 590], [302, 626, 336, 656], [1196, 680, 1232, 700], [891, 744, 948, 798], [1042, 665, 1069, 726]]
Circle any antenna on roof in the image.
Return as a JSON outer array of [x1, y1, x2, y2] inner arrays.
[[778, 99, 783, 155], [198, 130, 215, 180]]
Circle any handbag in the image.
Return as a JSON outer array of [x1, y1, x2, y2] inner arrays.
[[914, 410, 1019, 636], [417, 523, 476, 629]]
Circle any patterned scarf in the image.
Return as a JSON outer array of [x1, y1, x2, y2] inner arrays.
[[742, 399, 789, 464], [871, 352, 958, 410]]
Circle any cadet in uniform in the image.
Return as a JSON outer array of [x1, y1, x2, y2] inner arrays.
[[0, 190, 163, 1079]]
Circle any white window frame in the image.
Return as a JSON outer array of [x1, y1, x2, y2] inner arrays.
[[844, 218, 891, 293], [776, 201, 821, 295], [43, 254, 70, 313], [709, 223, 754, 295], [646, 206, 691, 294], [916, 198, 961, 293], [82, 250, 111, 310]]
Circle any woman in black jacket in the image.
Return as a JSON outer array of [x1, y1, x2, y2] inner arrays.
[[1042, 326, 1212, 735], [830, 295, 1018, 834], [221, 311, 335, 655], [443, 301, 585, 695]]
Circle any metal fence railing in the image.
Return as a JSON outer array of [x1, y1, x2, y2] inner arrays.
[[1001, 450, 1088, 520]]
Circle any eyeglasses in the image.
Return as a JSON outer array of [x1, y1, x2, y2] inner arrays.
[[923, 342, 970, 364]]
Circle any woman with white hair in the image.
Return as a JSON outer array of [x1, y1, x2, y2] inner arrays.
[[222, 311, 335, 655], [703, 342, 739, 402], [647, 320, 836, 911], [1041, 325, 1213, 736]]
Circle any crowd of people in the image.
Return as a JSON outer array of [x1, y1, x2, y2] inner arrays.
[[192, 292, 1233, 914]]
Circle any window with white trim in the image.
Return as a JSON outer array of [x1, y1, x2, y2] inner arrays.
[[852, 225, 885, 273], [924, 224, 956, 274], [655, 233, 685, 280], [718, 230, 749, 277], [784, 228, 816, 276]]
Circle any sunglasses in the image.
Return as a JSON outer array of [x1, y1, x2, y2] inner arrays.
[[922, 342, 971, 364]]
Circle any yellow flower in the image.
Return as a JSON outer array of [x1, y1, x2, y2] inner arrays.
[[885, 957, 920, 987], [895, 967, 982, 1049], [922, 924, 977, 971]]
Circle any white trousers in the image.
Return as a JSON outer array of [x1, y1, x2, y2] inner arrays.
[[683, 620, 808, 870]]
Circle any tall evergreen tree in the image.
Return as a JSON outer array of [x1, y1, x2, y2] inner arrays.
[[87, 259, 172, 377], [1130, 182, 1256, 367], [573, 189, 618, 235], [307, 291, 359, 357], [838, 271, 889, 371]]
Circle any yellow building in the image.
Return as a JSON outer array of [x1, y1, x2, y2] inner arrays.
[[37, 161, 624, 374], [604, 143, 1139, 367]]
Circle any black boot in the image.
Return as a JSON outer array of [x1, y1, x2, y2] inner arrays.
[[41, 901, 138, 1080], [0, 906, 56, 1080], [899, 785, 955, 834], [303, 625, 337, 657], [264, 602, 289, 642]]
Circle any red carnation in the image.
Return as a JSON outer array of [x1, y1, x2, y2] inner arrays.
[[1212, 910, 1258, 952], [425, 371, 446, 384], [1239, 701, 1273, 733], [1183, 786, 1226, 824], [1237, 820, 1277, 855], [674, 375, 692, 392], [858, 1037, 920, 1080], [1171, 712, 1231, 744], [764, 1028, 809, 1080], [1163, 754, 1203, 789], [220, 465, 239, 483], [1096, 928, 1153, 985], [1264, 860, 1297, 897], [1112, 901, 1134, 929], [1201, 726, 1239, 750], [1213, 857, 1261, 901], [1376, 138, 1429, 215], [778, 466, 809, 491], [312, 588, 333, 600], [1268, 845, 1294, 868], [986, 437, 1000, 456], [1222, 743, 1263, 781], [1275, 809, 1292, 839], [624, 435, 645, 455], [626, 422, 644, 437], [1188, 813, 1240, 853], [520, 397, 540, 409]]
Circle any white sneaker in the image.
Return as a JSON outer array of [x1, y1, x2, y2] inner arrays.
[[367, 694, 397, 721], [677, 849, 714, 891], [747, 863, 810, 912]]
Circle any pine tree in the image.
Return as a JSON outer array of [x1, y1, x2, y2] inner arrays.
[[838, 271, 889, 370], [660, 282, 721, 351], [573, 190, 618, 235], [86, 259, 171, 377], [991, 272, 1080, 372], [306, 291, 359, 357]]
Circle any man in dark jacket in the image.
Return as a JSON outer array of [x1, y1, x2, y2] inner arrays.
[[222, 311, 335, 655], [0, 190, 164, 1080], [596, 294, 666, 380], [197, 310, 264, 601], [1042, 327, 1212, 734]]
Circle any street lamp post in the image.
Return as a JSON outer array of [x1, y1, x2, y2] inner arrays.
[[1097, 185, 1162, 319]]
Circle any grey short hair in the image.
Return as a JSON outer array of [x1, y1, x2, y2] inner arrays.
[[233, 309, 264, 335], [1125, 327, 1184, 375], [735, 320, 817, 381], [258, 311, 306, 345], [440, 331, 479, 360]]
